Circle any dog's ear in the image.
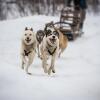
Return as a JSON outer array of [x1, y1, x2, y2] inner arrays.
[[44, 29, 47, 37], [25, 27, 28, 31], [44, 24, 47, 32], [45, 21, 54, 28], [30, 28, 33, 31]]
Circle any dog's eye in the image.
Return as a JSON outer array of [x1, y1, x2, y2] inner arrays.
[[29, 34, 32, 36], [47, 30, 52, 34], [53, 31, 59, 37], [53, 31, 57, 35]]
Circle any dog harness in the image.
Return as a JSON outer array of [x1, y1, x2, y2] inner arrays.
[[47, 47, 57, 56], [23, 42, 36, 56], [24, 50, 31, 56], [46, 42, 57, 56]]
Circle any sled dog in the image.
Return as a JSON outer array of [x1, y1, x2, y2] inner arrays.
[[21, 27, 36, 74], [44, 21, 68, 57], [40, 23, 59, 75]]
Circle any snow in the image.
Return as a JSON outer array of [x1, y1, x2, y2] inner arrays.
[[0, 15, 100, 100]]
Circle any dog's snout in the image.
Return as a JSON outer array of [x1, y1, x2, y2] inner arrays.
[[27, 37, 29, 40], [52, 36, 55, 39]]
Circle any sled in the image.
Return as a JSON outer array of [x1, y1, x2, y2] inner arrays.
[[54, 7, 81, 41]]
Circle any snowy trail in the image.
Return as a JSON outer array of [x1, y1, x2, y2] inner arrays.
[[0, 15, 100, 100]]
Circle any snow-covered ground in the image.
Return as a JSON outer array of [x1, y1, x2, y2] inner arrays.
[[0, 15, 100, 100]]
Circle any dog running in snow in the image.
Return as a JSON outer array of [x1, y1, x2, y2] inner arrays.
[[20, 27, 36, 74], [48, 21, 68, 57], [40, 23, 59, 75]]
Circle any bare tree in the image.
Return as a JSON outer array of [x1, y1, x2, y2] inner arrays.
[[0, 0, 100, 20]]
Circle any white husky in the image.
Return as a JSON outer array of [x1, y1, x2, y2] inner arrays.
[[20, 27, 36, 74]]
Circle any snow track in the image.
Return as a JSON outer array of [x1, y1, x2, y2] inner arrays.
[[0, 15, 100, 100]]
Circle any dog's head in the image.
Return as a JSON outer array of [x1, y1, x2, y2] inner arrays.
[[36, 30, 45, 44], [44, 22, 59, 46], [22, 27, 35, 45]]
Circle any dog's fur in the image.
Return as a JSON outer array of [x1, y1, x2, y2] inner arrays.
[[40, 23, 59, 75], [56, 29, 68, 57], [20, 27, 36, 74], [36, 30, 45, 58]]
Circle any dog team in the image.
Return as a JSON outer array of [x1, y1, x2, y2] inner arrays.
[[20, 21, 68, 75]]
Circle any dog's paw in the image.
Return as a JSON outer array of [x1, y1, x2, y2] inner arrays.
[[22, 67, 24, 69], [44, 69, 48, 73], [39, 55, 43, 60], [48, 68, 51, 75], [21, 62, 25, 69], [58, 53, 61, 58], [52, 69, 55, 73], [27, 72, 32, 75], [40, 57, 43, 60], [38, 54, 40, 58], [48, 68, 56, 75], [21, 65, 24, 69]]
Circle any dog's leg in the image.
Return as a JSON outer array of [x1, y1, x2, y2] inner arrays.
[[37, 44, 40, 58], [25, 52, 35, 74], [37, 44, 43, 59], [42, 59, 48, 73], [42, 53, 48, 73], [59, 48, 65, 58], [58, 48, 61, 58], [48, 55, 56, 75], [21, 55, 26, 69], [22, 61, 24, 69]]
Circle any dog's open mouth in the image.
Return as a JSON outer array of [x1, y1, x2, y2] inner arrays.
[[25, 39, 31, 43], [50, 38, 56, 44]]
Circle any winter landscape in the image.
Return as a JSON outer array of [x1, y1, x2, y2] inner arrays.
[[0, 13, 100, 100], [0, 0, 100, 100]]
